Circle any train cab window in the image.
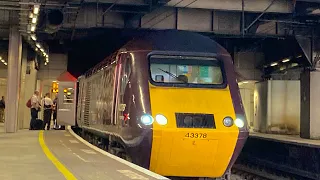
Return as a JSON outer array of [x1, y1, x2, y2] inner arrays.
[[149, 55, 224, 86]]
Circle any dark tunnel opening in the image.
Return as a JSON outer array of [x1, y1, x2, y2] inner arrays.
[[48, 9, 64, 26]]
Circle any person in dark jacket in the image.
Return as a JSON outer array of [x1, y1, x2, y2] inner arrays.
[[0, 96, 5, 123], [53, 95, 58, 129], [42, 93, 53, 130]]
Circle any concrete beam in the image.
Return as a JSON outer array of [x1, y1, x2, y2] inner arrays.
[[59, 5, 288, 37], [48, 0, 313, 38], [81, 0, 146, 5], [166, 0, 293, 13]]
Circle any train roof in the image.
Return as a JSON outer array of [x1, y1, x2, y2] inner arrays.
[[124, 30, 229, 55], [84, 30, 230, 77]]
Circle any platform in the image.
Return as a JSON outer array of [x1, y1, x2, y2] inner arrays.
[[0, 123, 167, 180], [249, 131, 320, 148]]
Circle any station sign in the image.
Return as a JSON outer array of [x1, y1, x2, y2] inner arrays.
[[52, 81, 59, 93]]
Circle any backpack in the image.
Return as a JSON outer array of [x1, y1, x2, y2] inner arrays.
[[26, 98, 32, 108]]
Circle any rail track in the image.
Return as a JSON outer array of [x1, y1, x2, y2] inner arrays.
[[231, 163, 315, 180], [232, 164, 288, 180]]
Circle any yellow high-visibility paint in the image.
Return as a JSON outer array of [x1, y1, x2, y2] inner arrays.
[[39, 131, 77, 180], [149, 84, 239, 178]]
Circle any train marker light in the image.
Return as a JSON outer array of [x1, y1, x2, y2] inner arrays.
[[155, 114, 168, 125], [235, 118, 244, 128], [223, 117, 233, 127], [141, 114, 154, 125]]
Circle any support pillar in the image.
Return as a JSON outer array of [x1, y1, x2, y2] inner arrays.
[[22, 59, 38, 128], [5, 26, 22, 133], [300, 70, 320, 139], [18, 44, 28, 129]]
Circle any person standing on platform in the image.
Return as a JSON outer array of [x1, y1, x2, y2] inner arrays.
[[42, 93, 53, 130], [52, 95, 58, 129], [30, 91, 40, 130], [0, 96, 5, 123]]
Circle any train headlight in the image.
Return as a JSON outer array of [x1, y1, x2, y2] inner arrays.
[[141, 114, 154, 125], [235, 118, 244, 128], [223, 117, 233, 127], [155, 114, 168, 125]]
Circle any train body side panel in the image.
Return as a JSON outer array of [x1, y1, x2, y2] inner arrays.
[[148, 85, 239, 177]]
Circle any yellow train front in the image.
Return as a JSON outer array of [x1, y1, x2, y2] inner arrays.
[[76, 30, 249, 179], [149, 82, 247, 178], [147, 57, 248, 178]]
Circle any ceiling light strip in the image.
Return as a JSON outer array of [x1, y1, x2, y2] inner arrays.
[[26, 4, 50, 66]]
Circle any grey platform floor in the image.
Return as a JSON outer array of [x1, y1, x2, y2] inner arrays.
[[0, 123, 161, 180], [250, 131, 320, 147]]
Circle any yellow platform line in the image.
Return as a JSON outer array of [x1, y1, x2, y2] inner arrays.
[[38, 130, 77, 180]]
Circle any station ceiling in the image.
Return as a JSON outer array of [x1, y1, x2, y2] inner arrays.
[[0, 0, 319, 75]]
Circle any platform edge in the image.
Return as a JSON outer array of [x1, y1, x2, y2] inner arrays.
[[67, 126, 169, 180]]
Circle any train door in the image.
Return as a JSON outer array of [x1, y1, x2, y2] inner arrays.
[[113, 53, 131, 126]]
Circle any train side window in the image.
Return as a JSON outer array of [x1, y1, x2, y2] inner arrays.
[[63, 88, 74, 104]]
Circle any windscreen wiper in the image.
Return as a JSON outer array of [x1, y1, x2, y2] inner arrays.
[[158, 68, 188, 83], [158, 68, 177, 79]]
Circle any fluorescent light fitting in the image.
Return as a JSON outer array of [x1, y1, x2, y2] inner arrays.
[[1, 60, 4, 63], [271, 62, 278, 67], [30, 25, 35, 32], [297, 55, 302, 58], [44, 62, 47, 66], [33, 5, 40, 15], [40, 48, 44, 52], [31, 34, 36, 41], [4, 62, 7, 66], [36, 43, 41, 48], [0, 56, 2, 60], [242, 81, 249, 84], [282, 58, 290, 63], [292, 63, 298, 67], [29, 13, 33, 19], [32, 17, 37, 24]]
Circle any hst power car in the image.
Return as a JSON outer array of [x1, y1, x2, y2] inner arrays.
[[75, 30, 249, 179]]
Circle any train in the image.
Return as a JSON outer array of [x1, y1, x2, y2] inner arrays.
[[74, 30, 249, 179]]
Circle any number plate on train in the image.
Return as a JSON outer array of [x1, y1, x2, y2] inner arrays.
[[184, 133, 207, 139]]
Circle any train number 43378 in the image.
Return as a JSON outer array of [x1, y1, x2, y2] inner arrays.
[[185, 133, 207, 138]]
